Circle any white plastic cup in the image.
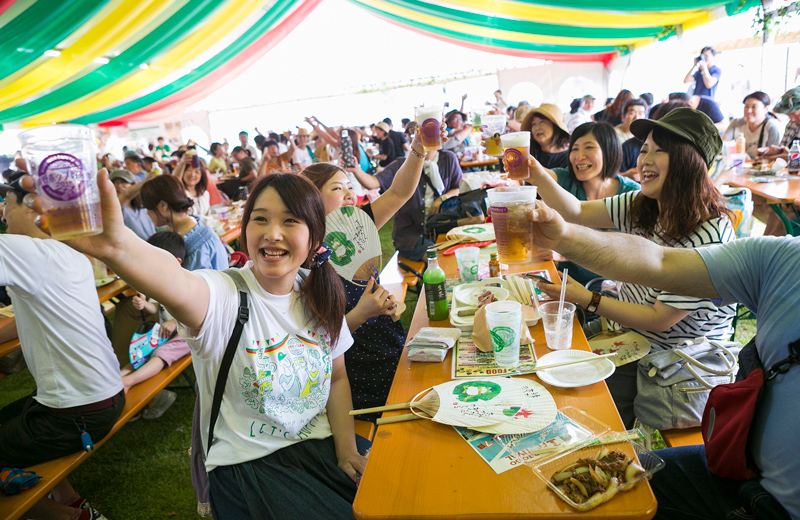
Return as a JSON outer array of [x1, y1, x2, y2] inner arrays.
[[454, 246, 480, 282], [18, 124, 102, 241], [539, 302, 576, 350], [415, 105, 443, 151], [485, 301, 522, 367]]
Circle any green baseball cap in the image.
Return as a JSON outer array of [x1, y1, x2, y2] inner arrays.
[[630, 108, 722, 167], [773, 87, 800, 114]]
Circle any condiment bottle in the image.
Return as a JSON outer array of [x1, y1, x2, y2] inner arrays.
[[488, 252, 500, 278], [736, 133, 746, 155]]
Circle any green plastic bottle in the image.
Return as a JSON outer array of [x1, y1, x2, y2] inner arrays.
[[424, 249, 449, 321]]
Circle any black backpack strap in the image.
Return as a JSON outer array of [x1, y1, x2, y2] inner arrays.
[[420, 171, 441, 199], [206, 269, 250, 456]]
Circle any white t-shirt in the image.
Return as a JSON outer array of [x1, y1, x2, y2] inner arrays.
[[0, 235, 122, 407], [604, 191, 736, 350], [179, 265, 353, 471], [292, 146, 313, 169], [186, 189, 210, 217]]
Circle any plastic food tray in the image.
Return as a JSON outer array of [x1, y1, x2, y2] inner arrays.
[[449, 277, 540, 332]]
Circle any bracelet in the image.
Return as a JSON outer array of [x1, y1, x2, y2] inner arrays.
[[409, 147, 425, 159], [586, 291, 602, 314]]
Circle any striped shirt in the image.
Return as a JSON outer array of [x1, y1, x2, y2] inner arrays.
[[780, 121, 800, 148], [604, 191, 736, 351]]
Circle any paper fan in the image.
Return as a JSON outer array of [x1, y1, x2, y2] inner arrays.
[[446, 223, 495, 242], [324, 207, 382, 283], [406, 378, 556, 434]]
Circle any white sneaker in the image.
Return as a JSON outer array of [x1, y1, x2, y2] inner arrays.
[[142, 390, 177, 420]]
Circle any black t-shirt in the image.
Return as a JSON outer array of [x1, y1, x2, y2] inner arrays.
[[534, 149, 569, 169], [389, 130, 406, 158], [696, 96, 724, 124], [238, 156, 257, 179], [621, 137, 642, 172], [379, 138, 397, 167]]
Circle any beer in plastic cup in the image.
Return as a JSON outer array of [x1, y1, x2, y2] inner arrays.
[[415, 105, 443, 151], [18, 124, 102, 241], [486, 186, 537, 264], [540, 302, 576, 350], [485, 301, 522, 367], [501, 132, 531, 180], [482, 115, 506, 157]]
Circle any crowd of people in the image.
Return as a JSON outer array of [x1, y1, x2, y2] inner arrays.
[[1, 67, 799, 520]]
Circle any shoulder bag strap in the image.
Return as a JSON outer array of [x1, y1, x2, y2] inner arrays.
[[206, 269, 250, 456], [420, 171, 441, 199], [673, 340, 739, 389]]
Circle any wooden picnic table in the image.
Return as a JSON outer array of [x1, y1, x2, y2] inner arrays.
[[460, 157, 502, 169], [352, 250, 657, 520]]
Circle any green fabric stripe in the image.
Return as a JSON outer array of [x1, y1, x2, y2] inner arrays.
[[351, 0, 621, 53], [513, 0, 731, 11], [0, 0, 228, 125], [0, 0, 113, 77], [72, 0, 302, 124], [380, 0, 665, 38]]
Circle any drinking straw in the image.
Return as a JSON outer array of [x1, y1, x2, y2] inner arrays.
[[555, 268, 569, 348]]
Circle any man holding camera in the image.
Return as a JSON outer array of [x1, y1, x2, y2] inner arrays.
[[683, 46, 722, 100]]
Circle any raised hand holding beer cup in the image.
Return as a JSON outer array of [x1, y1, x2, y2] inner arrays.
[[415, 105, 444, 151], [500, 131, 531, 180], [18, 124, 104, 240]]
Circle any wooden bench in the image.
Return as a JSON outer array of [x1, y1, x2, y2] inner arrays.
[[0, 355, 194, 520], [380, 252, 424, 288], [354, 420, 376, 443], [0, 339, 20, 360], [661, 427, 704, 448]]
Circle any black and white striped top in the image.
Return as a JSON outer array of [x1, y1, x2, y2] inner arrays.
[[604, 191, 736, 351]]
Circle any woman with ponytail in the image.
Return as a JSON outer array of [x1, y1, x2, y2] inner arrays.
[[47, 171, 367, 519], [302, 128, 427, 420], [140, 175, 227, 271]]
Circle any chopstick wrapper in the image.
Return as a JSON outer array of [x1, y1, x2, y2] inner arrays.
[[472, 305, 533, 353], [407, 327, 462, 362]]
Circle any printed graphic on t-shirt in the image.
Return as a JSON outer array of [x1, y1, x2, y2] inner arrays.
[[239, 330, 332, 437]]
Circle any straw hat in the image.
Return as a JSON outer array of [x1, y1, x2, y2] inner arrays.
[[524, 103, 570, 134], [376, 122, 391, 133], [296, 128, 310, 136]]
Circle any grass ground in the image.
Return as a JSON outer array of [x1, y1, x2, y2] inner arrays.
[[0, 221, 757, 518]]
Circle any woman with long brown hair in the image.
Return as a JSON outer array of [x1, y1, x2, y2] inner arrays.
[[301, 130, 427, 419], [530, 108, 736, 428], [595, 89, 634, 127]]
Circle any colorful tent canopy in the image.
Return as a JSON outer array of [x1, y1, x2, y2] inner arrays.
[[0, 0, 755, 127]]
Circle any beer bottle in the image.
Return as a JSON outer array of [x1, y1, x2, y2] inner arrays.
[[489, 252, 501, 278], [423, 249, 449, 321]]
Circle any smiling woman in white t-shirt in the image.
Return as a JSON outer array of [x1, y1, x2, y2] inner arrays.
[[51, 172, 365, 519]]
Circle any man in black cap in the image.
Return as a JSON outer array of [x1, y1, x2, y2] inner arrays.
[[0, 179, 123, 520]]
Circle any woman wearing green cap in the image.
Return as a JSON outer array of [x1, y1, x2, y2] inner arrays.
[[529, 108, 736, 429]]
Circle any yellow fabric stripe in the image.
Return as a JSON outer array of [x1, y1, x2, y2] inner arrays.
[[359, 0, 652, 45], [425, 0, 712, 28], [0, 0, 178, 111], [24, 0, 266, 126]]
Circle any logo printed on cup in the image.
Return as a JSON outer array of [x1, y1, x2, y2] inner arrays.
[[490, 206, 508, 213], [421, 118, 440, 138], [490, 326, 516, 351], [504, 148, 524, 167], [37, 153, 86, 201]]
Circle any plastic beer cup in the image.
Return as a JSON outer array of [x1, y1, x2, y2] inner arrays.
[[415, 105, 443, 151], [485, 301, 522, 367], [501, 132, 531, 180], [18, 124, 103, 241], [454, 246, 480, 282], [486, 186, 537, 264], [482, 115, 506, 157], [540, 302, 576, 350]]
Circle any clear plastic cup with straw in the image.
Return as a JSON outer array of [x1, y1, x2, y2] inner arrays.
[[540, 269, 575, 350]]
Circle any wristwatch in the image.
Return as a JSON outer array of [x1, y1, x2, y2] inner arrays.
[[440, 195, 448, 202], [586, 291, 602, 314]]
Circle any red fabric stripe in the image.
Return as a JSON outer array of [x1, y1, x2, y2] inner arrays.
[[0, 0, 16, 17]]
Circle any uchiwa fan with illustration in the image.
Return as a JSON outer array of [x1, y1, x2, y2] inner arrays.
[[324, 207, 382, 284], [352, 378, 557, 434]]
